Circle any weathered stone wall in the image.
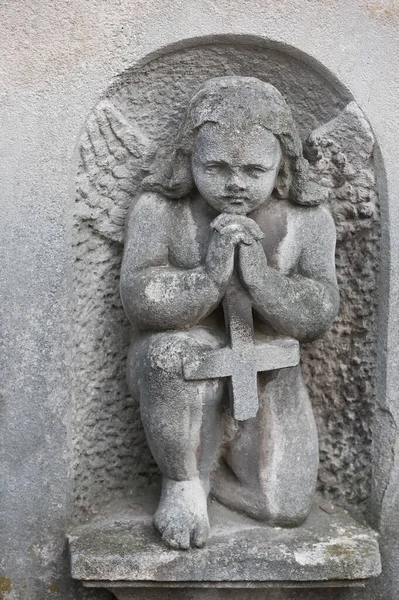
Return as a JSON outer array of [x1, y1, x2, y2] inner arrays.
[[2, 2, 399, 599]]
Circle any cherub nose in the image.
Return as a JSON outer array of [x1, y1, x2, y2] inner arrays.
[[226, 171, 245, 192]]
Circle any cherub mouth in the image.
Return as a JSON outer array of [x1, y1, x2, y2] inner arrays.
[[222, 196, 248, 204]]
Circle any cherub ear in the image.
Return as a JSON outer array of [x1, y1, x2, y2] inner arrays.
[[168, 149, 194, 196], [274, 157, 292, 198]]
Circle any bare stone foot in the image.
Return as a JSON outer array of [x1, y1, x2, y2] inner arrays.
[[153, 477, 210, 550]]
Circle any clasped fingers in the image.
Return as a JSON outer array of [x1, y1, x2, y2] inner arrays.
[[211, 213, 265, 244]]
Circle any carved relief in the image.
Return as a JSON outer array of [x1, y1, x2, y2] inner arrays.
[[116, 76, 339, 548], [72, 45, 378, 536]]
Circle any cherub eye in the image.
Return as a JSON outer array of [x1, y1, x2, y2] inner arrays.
[[204, 163, 224, 174], [245, 166, 267, 179]]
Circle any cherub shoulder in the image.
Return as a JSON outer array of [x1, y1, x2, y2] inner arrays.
[[282, 200, 336, 239], [123, 192, 178, 245], [126, 191, 185, 230], [129, 191, 174, 218]]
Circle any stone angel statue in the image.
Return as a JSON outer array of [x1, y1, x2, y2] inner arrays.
[[76, 76, 375, 551]]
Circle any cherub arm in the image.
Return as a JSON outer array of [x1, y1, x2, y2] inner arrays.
[[239, 207, 339, 342], [120, 193, 241, 331]]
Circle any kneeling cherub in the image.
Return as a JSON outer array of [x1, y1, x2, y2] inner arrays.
[[120, 76, 339, 550]]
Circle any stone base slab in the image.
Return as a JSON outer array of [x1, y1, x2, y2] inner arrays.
[[69, 495, 381, 588]]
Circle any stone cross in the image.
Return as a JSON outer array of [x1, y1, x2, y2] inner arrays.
[[183, 278, 300, 421]]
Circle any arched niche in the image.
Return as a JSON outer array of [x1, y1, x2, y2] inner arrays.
[[71, 36, 381, 544]]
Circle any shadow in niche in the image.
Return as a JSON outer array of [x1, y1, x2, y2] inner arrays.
[[70, 35, 382, 593]]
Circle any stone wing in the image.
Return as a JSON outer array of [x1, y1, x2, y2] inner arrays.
[[302, 102, 379, 512], [305, 101, 376, 232], [76, 100, 155, 244]]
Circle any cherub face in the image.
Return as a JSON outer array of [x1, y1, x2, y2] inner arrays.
[[192, 123, 282, 215]]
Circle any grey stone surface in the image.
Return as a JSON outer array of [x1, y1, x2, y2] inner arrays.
[[118, 76, 340, 548], [72, 43, 378, 533], [302, 101, 379, 514], [80, 589, 377, 600], [72, 43, 348, 527], [184, 320, 300, 420], [1, 1, 399, 599], [69, 497, 381, 583]]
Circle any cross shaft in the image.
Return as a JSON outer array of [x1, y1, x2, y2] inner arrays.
[[183, 278, 300, 421]]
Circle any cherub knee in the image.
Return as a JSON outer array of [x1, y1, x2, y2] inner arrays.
[[248, 489, 310, 526], [145, 333, 198, 377], [254, 503, 308, 527]]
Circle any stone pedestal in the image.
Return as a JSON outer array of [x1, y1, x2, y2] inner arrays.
[[69, 496, 380, 598]]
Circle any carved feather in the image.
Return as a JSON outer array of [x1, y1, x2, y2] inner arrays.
[[76, 100, 155, 243]]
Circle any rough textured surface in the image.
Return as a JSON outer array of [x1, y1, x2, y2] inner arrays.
[[72, 45, 377, 526], [302, 102, 379, 514], [72, 43, 352, 525], [69, 497, 381, 583], [1, 1, 399, 599]]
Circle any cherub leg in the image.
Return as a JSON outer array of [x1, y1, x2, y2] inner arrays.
[[213, 365, 319, 525], [129, 330, 225, 549]]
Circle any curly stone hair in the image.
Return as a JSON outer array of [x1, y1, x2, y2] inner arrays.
[[142, 76, 321, 206]]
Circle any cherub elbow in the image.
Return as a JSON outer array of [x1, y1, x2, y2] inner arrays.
[[120, 288, 137, 325], [297, 289, 340, 343], [120, 277, 146, 326]]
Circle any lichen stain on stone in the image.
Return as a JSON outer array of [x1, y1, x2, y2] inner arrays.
[[324, 543, 354, 561], [294, 537, 361, 566], [48, 583, 60, 593], [0, 577, 11, 600]]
